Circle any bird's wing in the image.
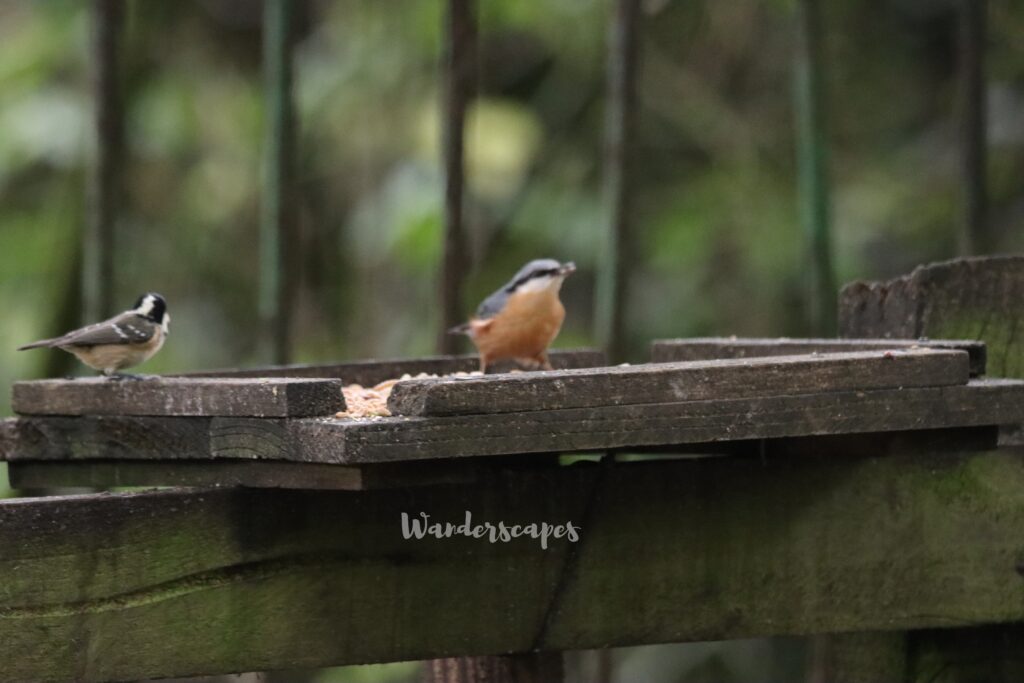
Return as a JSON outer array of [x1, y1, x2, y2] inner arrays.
[[474, 288, 510, 321], [57, 313, 157, 347]]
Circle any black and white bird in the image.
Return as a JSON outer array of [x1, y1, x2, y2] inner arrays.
[[18, 292, 170, 378]]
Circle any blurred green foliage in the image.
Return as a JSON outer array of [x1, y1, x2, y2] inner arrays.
[[0, 0, 1023, 677], [2, 0, 1023, 399]]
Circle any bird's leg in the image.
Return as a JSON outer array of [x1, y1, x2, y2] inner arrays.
[[535, 351, 553, 371]]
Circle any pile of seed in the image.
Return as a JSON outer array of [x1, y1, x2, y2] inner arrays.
[[335, 371, 483, 419]]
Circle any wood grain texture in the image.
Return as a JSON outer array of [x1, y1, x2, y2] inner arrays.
[[180, 349, 607, 385], [3, 448, 1024, 682], [387, 349, 970, 417], [12, 377, 345, 418], [0, 419, 15, 461], [7, 380, 1022, 465], [651, 337, 987, 377], [7, 459, 480, 491], [839, 256, 1024, 378]]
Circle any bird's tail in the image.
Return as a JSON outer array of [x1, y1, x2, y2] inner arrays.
[[18, 337, 59, 351], [447, 323, 472, 335]]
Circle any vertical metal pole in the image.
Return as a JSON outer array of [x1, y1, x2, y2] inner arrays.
[[438, 0, 476, 355], [793, 0, 837, 335], [595, 0, 639, 363], [261, 0, 296, 364], [85, 0, 124, 323], [959, 0, 989, 255]]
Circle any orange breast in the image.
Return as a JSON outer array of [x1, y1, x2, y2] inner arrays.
[[470, 289, 565, 363]]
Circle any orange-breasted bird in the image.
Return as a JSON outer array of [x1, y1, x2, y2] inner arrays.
[[450, 259, 575, 373], [18, 293, 170, 378]]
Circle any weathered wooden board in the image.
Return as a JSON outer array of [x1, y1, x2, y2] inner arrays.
[[6, 380, 1022, 464], [3, 448, 1024, 682], [4, 428, 997, 490], [0, 418, 15, 461], [181, 349, 606, 384], [839, 255, 1024, 378], [387, 349, 969, 417], [12, 377, 345, 418], [651, 337, 987, 377], [6, 459, 480, 491]]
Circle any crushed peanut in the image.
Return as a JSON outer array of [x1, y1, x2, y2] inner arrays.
[[334, 371, 483, 419]]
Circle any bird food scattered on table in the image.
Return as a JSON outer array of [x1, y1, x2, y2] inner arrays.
[[336, 371, 484, 419]]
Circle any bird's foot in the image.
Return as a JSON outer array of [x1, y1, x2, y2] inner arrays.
[[106, 372, 154, 381]]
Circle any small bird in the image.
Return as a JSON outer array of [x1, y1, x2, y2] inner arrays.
[[18, 292, 170, 378], [450, 259, 575, 373]]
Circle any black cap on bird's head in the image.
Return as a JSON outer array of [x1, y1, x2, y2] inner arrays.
[[132, 292, 168, 324], [506, 259, 576, 293]]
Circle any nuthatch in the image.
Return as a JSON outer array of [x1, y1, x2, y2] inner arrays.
[[18, 293, 170, 378], [450, 259, 575, 373]]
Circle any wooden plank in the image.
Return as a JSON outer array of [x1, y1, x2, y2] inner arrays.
[[179, 349, 607, 385], [8, 380, 1023, 464], [0, 419, 15, 461], [3, 448, 1024, 682], [387, 349, 969, 417], [839, 256, 1024, 378], [12, 377, 345, 418], [7, 459, 479, 491], [651, 337, 987, 377]]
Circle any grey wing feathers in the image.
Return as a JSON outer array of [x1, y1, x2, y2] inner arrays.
[[24, 313, 156, 349], [474, 288, 510, 321]]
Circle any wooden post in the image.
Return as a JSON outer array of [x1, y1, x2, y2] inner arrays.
[[958, 0, 990, 255], [85, 0, 124, 323], [595, 0, 640, 363], [260, 0, 296, 364], [836, 255, 1024, 681], [422, 653, 563, 683], [438, 0, 476, 355], [793, 0, 836, 335]]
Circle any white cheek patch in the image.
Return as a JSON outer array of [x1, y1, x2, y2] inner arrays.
[[517, 275, 559, 294], [136, 296, 155, 317], [162, 313, 171, 335]]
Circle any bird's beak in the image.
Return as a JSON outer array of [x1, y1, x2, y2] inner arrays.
[[559, 262, 577, 276]]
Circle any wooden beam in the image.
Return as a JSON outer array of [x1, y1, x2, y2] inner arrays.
[[650, 337, 987, 377], [7, 380, 1023, 464], [179, 349, 607, 385], [0, 419, 14, 461], [3, 448, 1024, 682], [7, 459, 479, 491], [388, 349, 969, 417], [12, 377, 345, 418]]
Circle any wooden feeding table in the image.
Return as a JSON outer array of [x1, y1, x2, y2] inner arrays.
[[4, 344, 1014, 487], [3, 252, 1024, 683]]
